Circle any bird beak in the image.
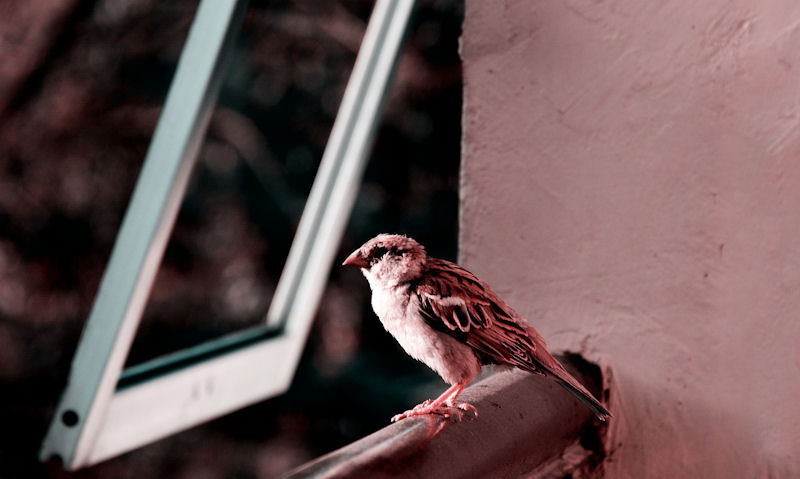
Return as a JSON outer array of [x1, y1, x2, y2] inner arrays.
[[342, 249, 368, 268]]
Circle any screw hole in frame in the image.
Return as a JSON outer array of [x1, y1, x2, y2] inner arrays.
[[61, 410, 79, 427]]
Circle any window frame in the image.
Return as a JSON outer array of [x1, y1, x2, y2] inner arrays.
[[39, 0, 417, 469]]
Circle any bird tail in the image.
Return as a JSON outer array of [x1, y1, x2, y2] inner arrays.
[[524, 326, 611, 421], [551, 372, 611, 421]]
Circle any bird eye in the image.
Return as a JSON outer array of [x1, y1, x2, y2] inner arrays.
[[369, 246, 389, 264]]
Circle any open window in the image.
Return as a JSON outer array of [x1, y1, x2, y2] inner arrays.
[[39, 0, 417, 469]]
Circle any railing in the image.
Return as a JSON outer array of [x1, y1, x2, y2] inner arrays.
[[283, 355, 610, 479]]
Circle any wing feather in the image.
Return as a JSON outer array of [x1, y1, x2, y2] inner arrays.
[[413, 258, 542, 374]]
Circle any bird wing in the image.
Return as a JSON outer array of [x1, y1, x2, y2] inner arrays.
[[413, 258, 543, 374]]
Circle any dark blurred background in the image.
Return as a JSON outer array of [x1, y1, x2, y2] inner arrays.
[[0, 0, 463, 477]]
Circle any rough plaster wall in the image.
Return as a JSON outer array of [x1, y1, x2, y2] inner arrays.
[[460, 1, 800, 477]]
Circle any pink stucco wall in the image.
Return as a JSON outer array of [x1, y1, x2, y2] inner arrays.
[[460, 1, 800, 476]]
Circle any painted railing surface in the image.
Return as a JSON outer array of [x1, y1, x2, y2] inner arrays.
[[283, 355, 609, 479]]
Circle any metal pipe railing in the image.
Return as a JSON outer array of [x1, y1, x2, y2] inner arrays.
[[283, 355, 609, 479]]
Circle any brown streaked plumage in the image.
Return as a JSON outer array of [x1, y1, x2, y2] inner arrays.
[[343, 233, 610, 422]]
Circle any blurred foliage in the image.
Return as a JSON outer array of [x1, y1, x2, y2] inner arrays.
[[0, 0, 462, 477]]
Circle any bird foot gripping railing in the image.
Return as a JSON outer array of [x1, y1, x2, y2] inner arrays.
[[283, 354, 611, 479]]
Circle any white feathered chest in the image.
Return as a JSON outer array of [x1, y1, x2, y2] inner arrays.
[[364, 272, 481, 385]]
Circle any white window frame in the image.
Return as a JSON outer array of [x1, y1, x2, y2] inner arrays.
[[39, 0, 416, 469]]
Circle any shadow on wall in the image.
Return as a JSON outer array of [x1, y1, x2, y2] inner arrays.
[[602, 347, 780, 476]]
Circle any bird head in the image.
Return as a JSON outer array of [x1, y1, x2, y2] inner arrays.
[[343, 234, 427, 286]]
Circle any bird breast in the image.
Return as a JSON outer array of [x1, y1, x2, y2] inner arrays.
[[369, 283, 481, 385]]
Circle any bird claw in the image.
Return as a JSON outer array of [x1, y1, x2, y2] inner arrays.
[[390, 401, 478, 423], [453, 402, 478, 416], [391, 403, 431, 422], [390, 410, 413, 422]]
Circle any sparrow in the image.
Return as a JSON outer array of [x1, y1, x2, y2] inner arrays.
[[343, 233, 610, 423]]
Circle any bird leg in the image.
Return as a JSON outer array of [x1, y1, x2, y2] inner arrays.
[[391, 381, 477, 422]]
